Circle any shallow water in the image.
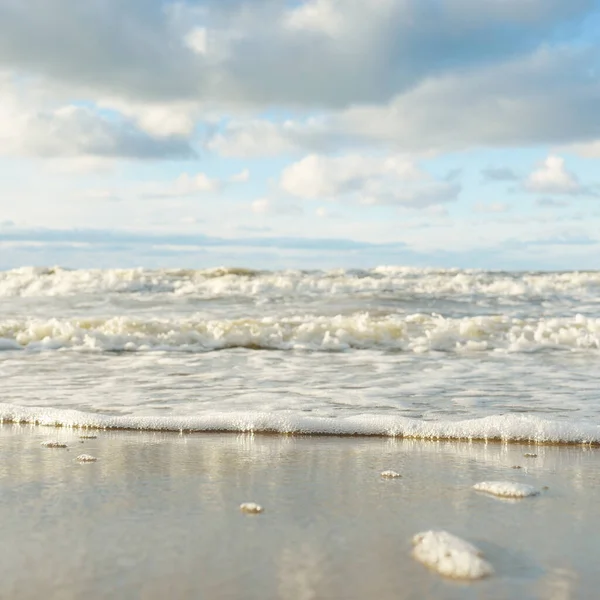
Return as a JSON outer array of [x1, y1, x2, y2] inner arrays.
[[1, 267, 599, 441]]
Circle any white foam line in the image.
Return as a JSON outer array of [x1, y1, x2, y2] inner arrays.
[[1, 404, 599, 444]]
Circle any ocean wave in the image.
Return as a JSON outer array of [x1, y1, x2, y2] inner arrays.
[[1, 266, 600, 300], [1, 404, 598, 444], [1, 313, 599, 353]]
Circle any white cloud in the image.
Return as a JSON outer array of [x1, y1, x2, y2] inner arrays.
[[425, 205, 450, 217], [97, 98, 200, 137], [315, 206, 344, 219], [81, 189, 122, 203], [207, 119, 326, 158], [174, 173, 219, 194], [43, 156, 117, 174], [359, 182, 461, 208], [251, 198, 303, 216], [141, 172, 220, 199], [185, 27, 209, 56], [80, 171, 222, 204], [536, 198, 568, 207], [0, 76, 194, 160], [280, 154, 423, 199], [279, 153, 457, 208], [564, 140, 600, 158], [473, 202, 511, 213], [251, 199, 270, 214], [230, 168, 250, 183], [523, 155, 583, 195]]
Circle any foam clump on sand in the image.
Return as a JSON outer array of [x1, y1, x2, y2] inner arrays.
[[76, 454, 97, 462], [41, 441, 67, 448], [412, 530, 493, 580], [240, 502, 263, 514], [380, 470, 401, 478], [473, 481, 540, 498]]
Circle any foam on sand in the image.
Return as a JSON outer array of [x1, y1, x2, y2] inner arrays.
[[76, 454, 97, 462], [412, 530, 493, 580], [240, 502, 263, 514], [4, 405, 598, 444], [380, 470, 401, 478], [473, 481, 540, 498], [41, 441, 67, 448]]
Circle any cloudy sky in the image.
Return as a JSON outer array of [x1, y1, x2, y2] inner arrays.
[[1, 0, 599, 270]]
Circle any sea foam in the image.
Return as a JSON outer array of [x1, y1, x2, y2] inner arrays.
[[473, 481, 540, 498], [1, 266, 599, 302], [3, 405, 598, 444], [412, 530, 493, 579], [1, 313, 599, 353]]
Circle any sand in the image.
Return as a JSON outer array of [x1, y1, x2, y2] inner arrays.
[[0, 424, 599, 599]]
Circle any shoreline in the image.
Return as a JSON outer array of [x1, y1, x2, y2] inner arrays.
[[2, 403, 599, 446], [3, 420, 600, 447]]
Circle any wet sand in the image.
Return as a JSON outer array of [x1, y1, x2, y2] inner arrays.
[[0, 424, 599, 599]]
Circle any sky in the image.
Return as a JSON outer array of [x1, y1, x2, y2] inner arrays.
[[1, 0, 600, 271]]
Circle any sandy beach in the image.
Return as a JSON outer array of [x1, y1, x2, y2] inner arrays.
[[1, 424, 598, 599]]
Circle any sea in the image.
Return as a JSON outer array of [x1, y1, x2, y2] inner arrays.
[[1, 266, 600, 443]]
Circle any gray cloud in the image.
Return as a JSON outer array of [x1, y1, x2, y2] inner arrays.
[[362, 182, 462, 208], [207, 44, 600, 157], [0, 0, 599, 164], [536, 198, 569, 207], [0, 0, 594, 109], [481, 167, 520, 182], [21, 106, 195, 159]]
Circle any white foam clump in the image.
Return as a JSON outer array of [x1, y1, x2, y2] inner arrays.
[[412, 530, 493, 580], [76, 454, 97, 462], [380, 470, 401, 478], [41, 441, 67, 448], [473, 481, 540, 498], [2, 266, 600, 301], [1, 312, 599, 354], [5, 405, 598, 444], [240, 502, 263, 514]]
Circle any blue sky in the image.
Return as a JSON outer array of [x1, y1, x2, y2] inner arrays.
[[1, 0, 600, 270]]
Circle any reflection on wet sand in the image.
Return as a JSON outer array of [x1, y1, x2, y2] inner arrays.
[[0, 425, 599, 599]]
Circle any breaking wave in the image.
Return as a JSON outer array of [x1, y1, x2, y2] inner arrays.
[[2, 266, 600, 301], [1, 313, 599, 353]]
